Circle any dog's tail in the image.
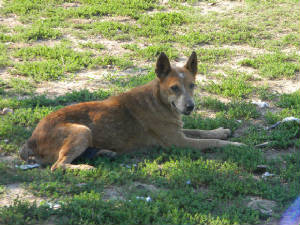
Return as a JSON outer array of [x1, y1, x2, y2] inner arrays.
[[19, 141, 34, 162]]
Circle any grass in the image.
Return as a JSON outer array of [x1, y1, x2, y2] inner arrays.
[[104, 70, 156, 90], [123, 43, 179, 60], [264, 91, 300, 124], [0, 78, 35, 95], [14, 22, 62, 41], [10, 44, 132, 81], [199, 96, 260, 120], [0, 43, 11, 68], [239, 52, 299, 79], [203, 71, 255, 99], [0, 0, 299, 224], [79, 42, 105, 50]]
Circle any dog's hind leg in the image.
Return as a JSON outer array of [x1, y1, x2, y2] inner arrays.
[[183, 127, 231, 140], [51, 124, 95, 171]]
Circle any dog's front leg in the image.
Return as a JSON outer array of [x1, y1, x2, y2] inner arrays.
[[170, 134, 244, 151], [183, 127, 231, 140]]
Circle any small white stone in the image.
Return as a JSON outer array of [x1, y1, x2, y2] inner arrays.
[[282, 117, 300, 123], [75, 183, 87, 187], [262, 172, 275, 179], [15, 164, 40, 170], [2, 108, 13, 115], [252, 101, 269, 108], [47, 202, 61, 210]]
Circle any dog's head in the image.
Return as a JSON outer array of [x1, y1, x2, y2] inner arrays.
[[155, 52, 197, 115]]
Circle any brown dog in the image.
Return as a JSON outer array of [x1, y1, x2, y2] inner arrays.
[[20, 52, 243, 171]]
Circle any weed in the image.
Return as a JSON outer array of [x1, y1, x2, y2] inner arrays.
[[79, 42, 105, 50], [105, 70, 156, 89], [199, 96, 259, 119], [0, 43, 11, 68], [89, 21, 133, 40], [237, 122, 299, 149], [203, 72, 254, 99], [0, 78, 35, 95], [123, 43, 179, 60], [183, 113, 240, 131], [11, 44, 132, 80], [264, 91, 300, 123], [239, 53, 299, 79], [192, 48, 235, 63], [14, 22, 62, 41]]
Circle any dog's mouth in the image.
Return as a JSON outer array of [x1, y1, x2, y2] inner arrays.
[[171, 102, 192, 115], [183, 110, 192, 116], [171, 102, 177, 109], [171, 101, 180, 114], [171, 102, 194, 116]]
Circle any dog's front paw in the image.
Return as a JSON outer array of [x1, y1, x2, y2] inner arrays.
[[216, 127, 231, 140], [77, 164, 96, 170]]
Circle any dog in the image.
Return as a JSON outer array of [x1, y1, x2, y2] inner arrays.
[[20, 52, 243, 171]]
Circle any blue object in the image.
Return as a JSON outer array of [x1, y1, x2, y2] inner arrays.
[[280, 196, 300, 225]]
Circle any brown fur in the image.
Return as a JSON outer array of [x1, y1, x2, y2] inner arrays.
[[20, 52, 243, 171]]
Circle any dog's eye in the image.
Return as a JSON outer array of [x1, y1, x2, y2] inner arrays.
[[190, 83, 196, 89], [170, 85, 180, 92]]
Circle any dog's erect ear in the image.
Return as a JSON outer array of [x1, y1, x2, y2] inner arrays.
[[184, 51, 197, 76], [155, 52, 171, 80]]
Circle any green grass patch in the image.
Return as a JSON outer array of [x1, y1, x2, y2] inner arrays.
[[13, 22, 62, 41], [180, 29, 256, 46], [93, 55, 133, 70], [60, 0, 157, 19], [79, 41, 105, 50], [193, 48, 235, 63], [183, 113, 240, 131], [203, 72, 254, 99], [199, 96, 260, 119], [237, 122, 299, 149], [0, 43, 11, 68], [1, 0, 157, 20], [0, 78, 35, 95], [123, 43, 179, 60], [11, 44, 132, 81], [239, 52, 299, 79], [73, 21, 134, 41], [105, 70, 156, 90], [264, 91, 300, 124]]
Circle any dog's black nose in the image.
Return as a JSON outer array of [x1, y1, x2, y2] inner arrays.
[[185, 103, 194, 112]]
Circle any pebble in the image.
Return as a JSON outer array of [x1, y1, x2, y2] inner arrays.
[[1, 108, 13, 115], [266, 117, 300, 130], [247, 197, 276, 216], [255, 141, 270, 148], [252, 101, 269, 108], [262, 172, 275, 179], [15, 163, 40, 170], [136, 196, 152, 202]]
